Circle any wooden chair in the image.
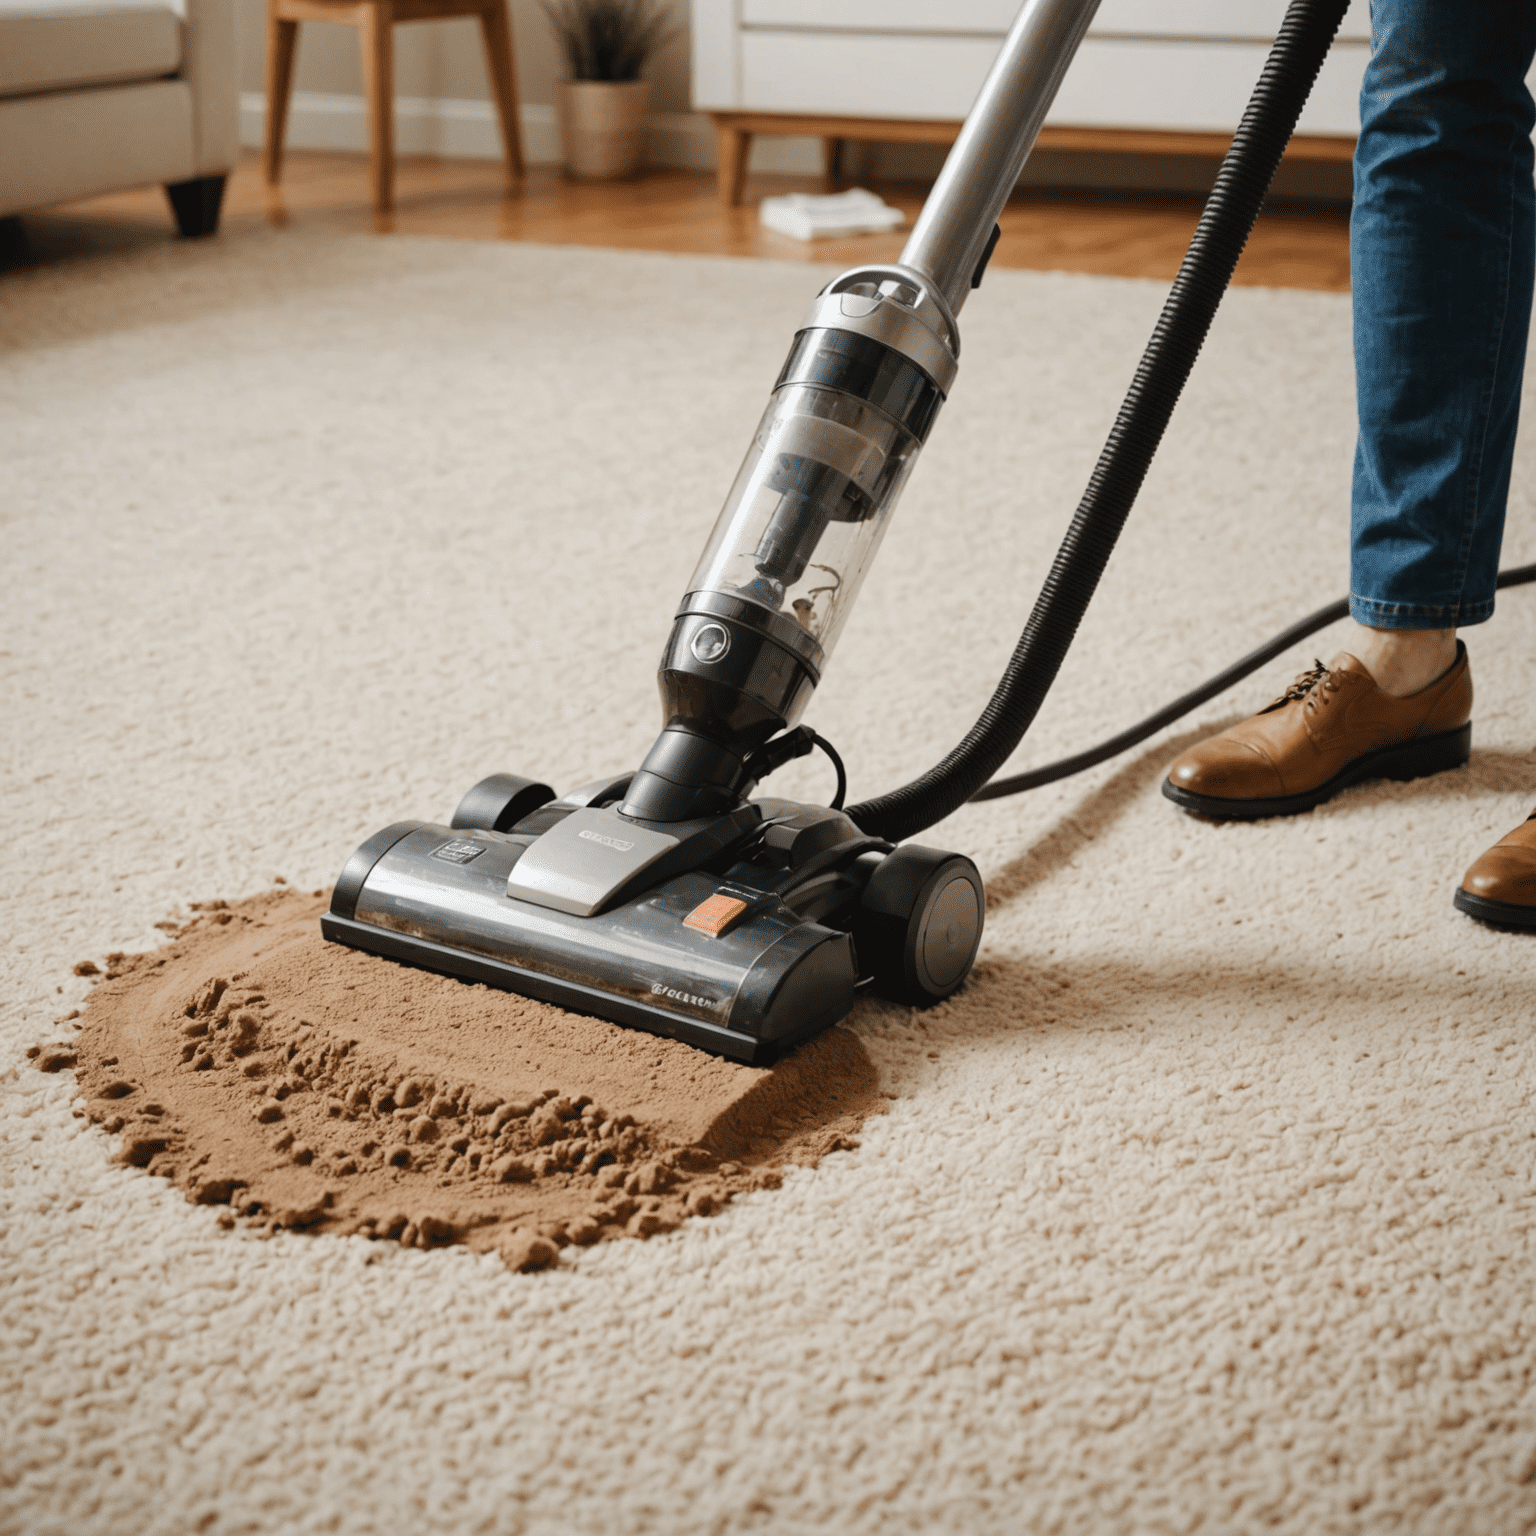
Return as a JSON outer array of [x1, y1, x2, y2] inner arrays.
[[264, 0, 524, 212]]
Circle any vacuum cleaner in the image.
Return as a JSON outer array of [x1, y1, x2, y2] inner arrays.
[[322, 0, 1535, 1064]]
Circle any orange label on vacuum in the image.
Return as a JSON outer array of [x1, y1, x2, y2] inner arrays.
[[683, 894, 749, 937]]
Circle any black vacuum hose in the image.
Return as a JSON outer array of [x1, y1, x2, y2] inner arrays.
[[846, 0, 1354, 842], [970, 561, 1536, 801]]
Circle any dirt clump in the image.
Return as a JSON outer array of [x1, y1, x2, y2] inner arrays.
[[60, 889, 881, 1271]]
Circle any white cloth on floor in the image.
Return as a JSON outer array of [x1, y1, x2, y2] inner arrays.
[[759, 187, 905, 241]]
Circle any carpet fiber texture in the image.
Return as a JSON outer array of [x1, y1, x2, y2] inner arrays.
[[3, 229, 1535, 1536]]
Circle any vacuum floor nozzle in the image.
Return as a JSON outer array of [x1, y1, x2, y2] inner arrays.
[[323, 789, 983, 1064]]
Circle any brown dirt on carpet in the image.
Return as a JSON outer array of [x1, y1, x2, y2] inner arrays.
[[57, 888, 882, 1271]]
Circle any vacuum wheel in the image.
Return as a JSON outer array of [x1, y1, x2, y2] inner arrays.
[[450, 773, 555, 834], [855, 845, 985, 1006]]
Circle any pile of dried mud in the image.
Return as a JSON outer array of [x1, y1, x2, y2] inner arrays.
[[35, 889, 882, 1271]]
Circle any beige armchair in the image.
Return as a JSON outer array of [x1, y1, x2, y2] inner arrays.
[[0, 0, 240, 236]]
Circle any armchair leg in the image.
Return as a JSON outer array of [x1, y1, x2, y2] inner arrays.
[[165, 174, 228, 237], [0, 215, 28, 268]]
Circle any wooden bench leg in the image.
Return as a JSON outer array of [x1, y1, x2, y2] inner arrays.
[[264, 0, 298, 185], [479, 0, 524, 179], [359, 0, 395, 211], [821, 135, 841, 183], [716, 123, 751, 205]]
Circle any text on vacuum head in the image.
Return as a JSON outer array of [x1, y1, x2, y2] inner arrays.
[[578, 829, 636, 851], [652, 982, 720, 1011]]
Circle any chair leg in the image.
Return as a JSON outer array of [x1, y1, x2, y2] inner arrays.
[[358, 1, 395, 211], [478, 0, 524, 180], [716, 123, 750, 205], [265, 0, 299, 185]]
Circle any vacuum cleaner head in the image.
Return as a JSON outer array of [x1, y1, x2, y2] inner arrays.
[[323, 776, 983, 1065]]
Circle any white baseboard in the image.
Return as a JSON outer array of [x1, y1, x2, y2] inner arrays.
[[239, 91, 829, 175]]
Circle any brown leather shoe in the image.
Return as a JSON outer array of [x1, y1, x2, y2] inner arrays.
[[1455, 810, 1536, 930], [1163, 642, 1473, 819]]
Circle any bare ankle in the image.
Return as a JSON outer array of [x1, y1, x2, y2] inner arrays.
[[1346, 622, 1458, 697]]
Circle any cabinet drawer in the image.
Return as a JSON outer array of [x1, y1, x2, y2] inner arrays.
[[741, 1, 1017, 32], [1091, 0, 1368, 42], [1055, 37, 1366, 133], [739, 0, 1370, 43], [739, 31, 1001, 119], [738, 30, 1366, 134]]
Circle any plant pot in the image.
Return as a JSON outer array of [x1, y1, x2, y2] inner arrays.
[[556, 79, 651, 180]]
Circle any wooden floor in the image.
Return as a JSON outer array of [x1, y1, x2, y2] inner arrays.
[[19, 147, 1351, 291]]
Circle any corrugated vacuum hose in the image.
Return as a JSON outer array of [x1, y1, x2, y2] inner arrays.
[[845, 0, 1356, 841], [970, 562, 1536, 800]]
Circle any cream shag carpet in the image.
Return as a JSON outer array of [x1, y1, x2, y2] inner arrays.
[[3, 229, 1535, 1536]]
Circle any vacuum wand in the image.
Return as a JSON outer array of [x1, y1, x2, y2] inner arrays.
[[902, 0, 1102, 315], [619, 0, 1104, 823]]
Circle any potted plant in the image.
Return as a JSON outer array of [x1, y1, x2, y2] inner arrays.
[[542, 0, 676, 180]]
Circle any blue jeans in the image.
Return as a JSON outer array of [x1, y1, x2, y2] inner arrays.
[[1350, 0, 1536, 631]]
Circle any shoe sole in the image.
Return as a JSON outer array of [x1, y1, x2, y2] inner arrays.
[[1453, 887, 1536, 931], [1161, 721, 1472, 822]]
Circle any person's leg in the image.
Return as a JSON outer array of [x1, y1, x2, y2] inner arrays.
[[1347, 0, 1536, 693], [1351, 4, 1536, 929], [1165, 0, 1536, 820]]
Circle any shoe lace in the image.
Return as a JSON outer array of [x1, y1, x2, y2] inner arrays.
[[1264, 658, 1340, 715]]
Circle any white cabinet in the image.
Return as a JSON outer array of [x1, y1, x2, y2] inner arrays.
[[695, 0, 1372, 199]]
